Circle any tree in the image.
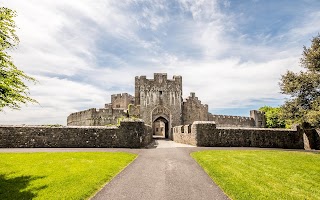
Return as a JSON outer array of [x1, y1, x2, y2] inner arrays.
[[280, 34, 320, 127], [0, 7, 37, 110], [259, 106, 286, 128]]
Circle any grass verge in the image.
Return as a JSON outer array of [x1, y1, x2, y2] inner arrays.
[[191, 150, 320, 200], [0, 152, 137, 199]]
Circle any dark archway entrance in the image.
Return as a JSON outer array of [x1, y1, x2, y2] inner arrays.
[[153, 117, 169, 138]]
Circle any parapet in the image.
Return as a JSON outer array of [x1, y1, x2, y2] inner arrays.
[[210, 114, 252, 121], [154, 73, 167, 82], [111, 93, 134, 102], [110, 93, 134, 109], [135, 73, 182, 85], [183, 92, 207, 108], [208, 110, 267, 128]]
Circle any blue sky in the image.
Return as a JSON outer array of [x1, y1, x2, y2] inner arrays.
[[1, 0, 320, 125]]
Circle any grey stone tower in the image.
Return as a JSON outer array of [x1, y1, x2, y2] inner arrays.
[[135, 73, 182, 137]]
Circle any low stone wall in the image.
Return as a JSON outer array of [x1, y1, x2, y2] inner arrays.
[[0, 120, 153, 148], [173, 124, 196, 146], [173, 121, 318, 149], [303, 128, 320, 150], [143, 124, 153, 147]]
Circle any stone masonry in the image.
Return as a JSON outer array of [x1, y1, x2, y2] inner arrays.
[[67, 73, 266, 138], [0, 120, 152, 148], [67, 93, 133, 126], [172, 121, 320, 149]]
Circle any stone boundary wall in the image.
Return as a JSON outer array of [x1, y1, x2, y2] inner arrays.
[[303, 128, 320, 150], [173, 121, 319, 149], [172, 124, 196, 146], [0, 120, 153, 148], [67, 107, 125, 126], [208, 114, 255, 127]]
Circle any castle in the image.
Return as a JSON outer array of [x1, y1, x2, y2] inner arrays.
[[67, 73, 266, 138]]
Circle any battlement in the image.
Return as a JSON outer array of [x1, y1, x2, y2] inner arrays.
[[111, 93, 134, 102], [110, 93, 134, 109], [182, 92, 209, 125], [67, 91, 134, 126], [205, 110, 266, 128], [210, 114, 252, 121], [184, 92, 208, 109], [135, 73, 182, 85], [67, 105, 127, 126], [67, 73, 266, 133]]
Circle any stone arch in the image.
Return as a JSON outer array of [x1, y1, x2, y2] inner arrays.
[[153, 117, 169, 138], [151, 106, 171, 122], [151, 106, 171, 138]]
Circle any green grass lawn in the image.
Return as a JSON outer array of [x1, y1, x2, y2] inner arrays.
[[0, 152, 137, 200], [191, 150, 320, 200]]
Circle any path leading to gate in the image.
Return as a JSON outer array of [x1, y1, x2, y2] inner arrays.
[[92, 138, 229, 200]]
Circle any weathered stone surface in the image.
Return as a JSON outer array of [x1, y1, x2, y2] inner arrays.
[[173, 124, 196, 146], [208, 114, 255, 127], [135, 73, 183, 129], [250, 110, 266, 128], [0, 120, 152, 148], [173, 121, 313, 149], [111, 93, 134, 109], [67, 108, 125, 126], [66, 73, 267, 137], [182, 92, 208, 125], [67, 93, 133, 126]]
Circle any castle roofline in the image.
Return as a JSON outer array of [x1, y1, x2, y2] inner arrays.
[[135, 73, 182, 82]]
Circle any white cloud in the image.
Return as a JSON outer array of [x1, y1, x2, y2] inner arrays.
[[289, 11, 320, 38], [0, 0, 319, 124], [1, 76, 108, 125]]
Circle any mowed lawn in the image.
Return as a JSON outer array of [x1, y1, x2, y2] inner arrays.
[[192, 150, 320, 200], [0, 152, 137, 199]]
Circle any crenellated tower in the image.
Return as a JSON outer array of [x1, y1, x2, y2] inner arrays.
[[135, 73, 182, 137], [182, 92, 209, 125]]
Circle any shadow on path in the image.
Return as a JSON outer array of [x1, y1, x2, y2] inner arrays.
[[0, 174, 47, 200], [146, 137, 172, 149]]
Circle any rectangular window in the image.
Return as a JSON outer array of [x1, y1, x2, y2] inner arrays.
[[161, 127, 163, 132], [156, 128, 159, 132]]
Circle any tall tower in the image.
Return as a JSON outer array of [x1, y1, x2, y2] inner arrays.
[[135, 73, 182, 137]]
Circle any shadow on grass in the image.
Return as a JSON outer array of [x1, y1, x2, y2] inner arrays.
[[0, 174, 47, 200]]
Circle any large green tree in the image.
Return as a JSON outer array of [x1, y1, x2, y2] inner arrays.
[[280, 34, 320, 127], [259, 106, 286, 128], [0, 7, 36, 110]]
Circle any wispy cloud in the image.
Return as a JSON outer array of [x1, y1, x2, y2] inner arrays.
[[1, 0, 319, 124]]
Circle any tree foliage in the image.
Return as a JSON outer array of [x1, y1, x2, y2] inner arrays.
[[259, 106, 286, 128], [0, 7, 36, 110], [280, 34, 320, 127]]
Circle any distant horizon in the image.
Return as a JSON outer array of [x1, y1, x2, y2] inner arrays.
[[1, 0, 320, 125]]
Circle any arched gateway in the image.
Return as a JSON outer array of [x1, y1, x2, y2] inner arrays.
[[134, 73, 183, 139], [67, 73, 266, 131], [151, 106, 171, 138]]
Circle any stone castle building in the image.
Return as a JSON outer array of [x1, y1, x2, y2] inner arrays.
[[67, 73, 266, 138]]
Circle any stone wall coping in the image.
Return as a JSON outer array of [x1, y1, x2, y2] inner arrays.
[[121, 118, 144, 122], [192, 121, 216, 124], [0, 125, 119, 129], [216, 127, 296, 131]]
